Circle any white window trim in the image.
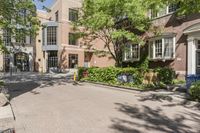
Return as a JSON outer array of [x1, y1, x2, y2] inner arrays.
[[149, 5, 177, 19], [149, 36, 176, 60], [123, 44, 140, 62]]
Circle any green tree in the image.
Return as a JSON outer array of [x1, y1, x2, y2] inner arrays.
[[0, 0, 42, 53], [75, 0, 200, 67]]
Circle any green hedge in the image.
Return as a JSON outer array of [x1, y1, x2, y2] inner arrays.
[[78, 67, 176, 89], [190, 81, 200, 102], [87, 67, 144, 85], [0, 81, 4, 87], [155, 67, 176, 85]]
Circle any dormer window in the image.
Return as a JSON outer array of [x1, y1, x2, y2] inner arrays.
[[150, 4, 179, 19], [168, 4, 179, 13]]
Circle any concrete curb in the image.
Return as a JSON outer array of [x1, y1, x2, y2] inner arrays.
[[81, 81, 145, 92], [0, 104, 15, 130], [82, 81, 200, 109]]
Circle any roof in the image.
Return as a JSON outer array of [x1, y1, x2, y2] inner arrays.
[[184, 22, 200, 34]]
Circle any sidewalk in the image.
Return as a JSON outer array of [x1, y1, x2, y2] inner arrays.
[[0, 104, 14, 131]]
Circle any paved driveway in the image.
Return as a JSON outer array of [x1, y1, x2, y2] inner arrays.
[[5, 73, 200, 133]]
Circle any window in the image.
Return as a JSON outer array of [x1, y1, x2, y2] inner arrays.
[[42, 28, 45, 45], [49, 51, 57, 57], [4, 54, 10, 72], [124, 44, 132, 61], [47, 26, 57, 45], [150, 4, 178, 19], [158, 7, 167, 17], [3, 29, 11, 46], [150, 10, 158, 19], [168, 4, 178, 13], [197, 40, 200, 68], [155, 39, 162, 58], [15, 29, 26, 43], [69, 54, 78, 68], [55, 11, 59, 22], [18, 9, 26, 19], [69, 9, 78, 22], [164, 38, 173, 58], [123, 44, 140, 61], [69, 33, 77, 45], [149, 37, 175, 60], [132, 44, 140, 59], [16, 37, 26, 43], [149, 41, 154, 59]]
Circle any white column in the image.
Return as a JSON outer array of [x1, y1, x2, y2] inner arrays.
[[187, 37, 196, 75]]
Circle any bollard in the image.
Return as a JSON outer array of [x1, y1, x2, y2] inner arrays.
[[73, 72, 78, 85], [74, 72, 76, 81]]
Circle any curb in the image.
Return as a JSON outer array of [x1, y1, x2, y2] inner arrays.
[[0, 104, 15, 130], [82, 81, 146, 92], [82, 81, 200, 109]]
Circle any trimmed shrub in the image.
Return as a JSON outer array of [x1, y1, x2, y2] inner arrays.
[[79, 67, 145, 85], [155, 67, 176, 85], [190, 81, 200, 102], [0, 81, 4, 86], [78, 67, 176, 89], [78, 67, 87, 80]]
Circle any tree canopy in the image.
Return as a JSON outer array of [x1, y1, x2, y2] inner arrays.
[[0, 0, 41, 53], [75, 0, 200, 67]]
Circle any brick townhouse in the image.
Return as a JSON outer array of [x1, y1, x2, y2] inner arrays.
[[123, 4, 200, 78], [1, 1, 200, 77]]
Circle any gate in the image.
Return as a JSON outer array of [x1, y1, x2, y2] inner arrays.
[[48, 57, 58, 70]]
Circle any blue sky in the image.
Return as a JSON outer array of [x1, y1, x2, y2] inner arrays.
[[34, 0, 55, 10]]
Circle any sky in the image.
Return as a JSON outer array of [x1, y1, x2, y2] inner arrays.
[[34, 0, 55, 10]]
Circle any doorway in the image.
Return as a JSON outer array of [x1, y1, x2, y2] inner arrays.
[[69, 54, 78, 68], [14, 52, 29, 72]]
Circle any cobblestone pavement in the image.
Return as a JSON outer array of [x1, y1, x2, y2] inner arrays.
[[4, 73, 200, 133]]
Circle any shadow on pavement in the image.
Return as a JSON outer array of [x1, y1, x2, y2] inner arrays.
[[2, 73, 73, 99], [138, 93, 200, 110], [111, 103, 200, 133], [6, 81, 40, 99]]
